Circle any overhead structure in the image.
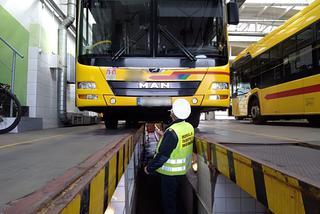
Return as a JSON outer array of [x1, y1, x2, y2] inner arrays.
[[229, 0, 314, 59]]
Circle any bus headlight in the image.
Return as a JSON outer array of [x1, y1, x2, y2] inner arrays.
[[78, 82, 96, 89], [209, 95, 228, 100], [211, 82, 229, 90], [78, 94, 98, 100]]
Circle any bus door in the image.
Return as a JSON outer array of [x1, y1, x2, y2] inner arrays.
[[232, 82, 251, 116]]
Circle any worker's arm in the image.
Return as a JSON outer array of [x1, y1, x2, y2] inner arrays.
[[145, 129, 178, 174], [155, 124, 164, 138]]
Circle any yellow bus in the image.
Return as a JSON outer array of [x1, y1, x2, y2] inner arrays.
[[76, 0, 239, 128], [231, 0, 320, 125]]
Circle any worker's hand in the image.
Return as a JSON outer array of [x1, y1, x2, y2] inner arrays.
[[144, 166, 149, 175], [155, 125, 164, 137]]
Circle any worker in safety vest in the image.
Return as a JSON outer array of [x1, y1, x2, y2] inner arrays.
[[144, 98, 194, 214]]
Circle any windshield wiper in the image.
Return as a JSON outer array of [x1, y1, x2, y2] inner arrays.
[[159, 24, 196, 62], [112, 26, 149, 61]]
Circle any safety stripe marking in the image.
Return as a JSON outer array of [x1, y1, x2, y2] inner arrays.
[[126, 142, 129, 165], [216, 146, 230, 178], [227, 151, 236, 183], [108, 155, 117, 206], [299, 181, 320, 213], [210, 144, 218, 167], [104, 163, 109, 211], [116, 151, 119, 186], [200, 140, 208, 164], [129, 139, 132, 159], [58, 136, 136, 214], [123, 145, 125, 173], [89, 169, 105, 214], [60, 194, 81, 214], [233, 153, 257, 198], [80, 184, 90, 214], [118, 146, 124, 180], [197, 138, 320, 214], [252, 161, 269, 208]]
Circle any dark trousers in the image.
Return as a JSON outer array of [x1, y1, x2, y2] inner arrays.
[[160, 174, 184, 214]]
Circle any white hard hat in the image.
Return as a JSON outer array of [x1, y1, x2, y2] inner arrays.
[[171, 99, 191, 120]]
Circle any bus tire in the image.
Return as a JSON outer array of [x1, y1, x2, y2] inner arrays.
[[307, 117, 320, 127], [187, 111, 201, 128], [235, 116, 244, 120], [250, 99, 265, 124], [105, 118, 118, 129]]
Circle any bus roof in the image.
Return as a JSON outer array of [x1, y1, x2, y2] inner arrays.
[[233, 0, 320, 63]]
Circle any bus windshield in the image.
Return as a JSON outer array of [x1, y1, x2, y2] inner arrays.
[[79, 0, 226, 60]]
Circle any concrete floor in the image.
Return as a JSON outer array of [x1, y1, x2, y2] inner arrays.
[[1, 119, 319, 211], [197, 119, 320, 145], [0, 123, 135, 210], [197, 120, 320, 187]]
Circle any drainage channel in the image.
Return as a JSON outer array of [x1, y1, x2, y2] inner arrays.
[[136, 128, 163, 214], [105, 124, 269, 214]]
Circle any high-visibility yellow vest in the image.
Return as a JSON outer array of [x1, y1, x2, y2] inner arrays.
[[156, 121, 194, 176]]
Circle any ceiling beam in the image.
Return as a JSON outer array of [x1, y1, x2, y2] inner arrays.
[[243, 3, 308, 7], [257, 5, 270, 17], [229, 32, 267, 37], [278, 6, 295, 19]]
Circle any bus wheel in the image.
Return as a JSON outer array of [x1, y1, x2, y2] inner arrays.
[[235, 116, 244, 120], [307, 117, 320, 127], [250, 99, 265, 124], [187, 111, 201, 128], [105, 118, 118, 129]]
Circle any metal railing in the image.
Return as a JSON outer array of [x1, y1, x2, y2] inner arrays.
[[0, 36, 24, 116], [0, 35, 24, 96]]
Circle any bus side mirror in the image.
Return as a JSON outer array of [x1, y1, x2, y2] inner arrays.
[[227, 2, 239, 25]]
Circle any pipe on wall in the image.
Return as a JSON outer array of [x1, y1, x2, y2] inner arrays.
[[57, 0, 76, 125]]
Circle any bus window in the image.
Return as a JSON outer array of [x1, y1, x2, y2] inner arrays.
[[251, 58, 259, 74], [260, 51, 269, 67], [316, 23, 320, 70], [261, 70, 274, 88], [283, 36, 296, 56], [157, 0, 226, 57], [270, 45, 282, 69], [236, 82, 251, 96], [297, 28, 312, 49], [79, 0, 151, 57], [317, 22, 320, 40], [270, 45, 283, 83], [250, 75, 260, 89], [235, 70, 251, 96], [284, 52, 298, 75], [296, 45, 313, 73]]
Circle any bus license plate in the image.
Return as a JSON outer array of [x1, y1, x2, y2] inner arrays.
[[137, 97, 171, 107]]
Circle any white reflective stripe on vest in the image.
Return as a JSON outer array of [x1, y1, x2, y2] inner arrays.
[[161, 165, 186, 172], [166, 158, 186, 164]]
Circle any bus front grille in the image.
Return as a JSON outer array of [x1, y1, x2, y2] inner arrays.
[[107, 81, 200, 97]]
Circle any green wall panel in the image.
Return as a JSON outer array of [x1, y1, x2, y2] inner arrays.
[[0, 5, 29, 106]]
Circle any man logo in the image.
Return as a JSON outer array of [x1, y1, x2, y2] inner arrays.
[[138, 82, 170, 88], [149, 68, 161, 73]]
